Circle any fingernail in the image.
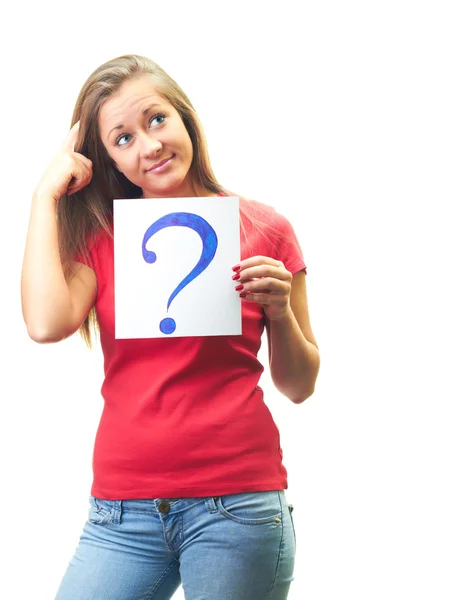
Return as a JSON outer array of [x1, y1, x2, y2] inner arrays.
[[232, 265, 241, 272], [235, 284, 244, 291], [232, 273, 241, 281], [239, 293, 247, 298]]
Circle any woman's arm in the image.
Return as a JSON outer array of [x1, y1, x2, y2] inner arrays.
[[264, 270, 320, 404], [21, 122, 96, 343], [21, 193, 97, 343], [233, 257, 320, 404]]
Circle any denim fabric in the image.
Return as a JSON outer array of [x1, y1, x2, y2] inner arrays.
[[54, 490, 296, 599]]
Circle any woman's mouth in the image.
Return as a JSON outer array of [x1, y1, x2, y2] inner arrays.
[[147, 154, 175, 173]]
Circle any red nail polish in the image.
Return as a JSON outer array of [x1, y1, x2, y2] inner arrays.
[[235, 284, 244, 291], [232, 265, 241, 272], [232, 273, 240, 281], [239, 292, 247, 298]]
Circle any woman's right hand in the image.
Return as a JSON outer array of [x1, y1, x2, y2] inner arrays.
[[34, 121, 93, 203]]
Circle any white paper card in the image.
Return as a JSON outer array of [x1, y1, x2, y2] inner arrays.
[[113, 196, 241, 339]]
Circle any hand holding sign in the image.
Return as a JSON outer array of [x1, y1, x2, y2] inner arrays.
[[233, 256, 293, 322]]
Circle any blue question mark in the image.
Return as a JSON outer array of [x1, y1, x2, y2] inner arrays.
[[142, 212, 218, 335]]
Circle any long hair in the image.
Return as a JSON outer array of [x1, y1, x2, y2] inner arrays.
[[57, 54, 280, 348]]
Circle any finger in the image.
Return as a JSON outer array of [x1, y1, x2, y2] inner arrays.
[[67, 163, 93, 195], [240, 290, 285, 305], [244, 278, 290, 295], [74, 152, 93, 170], [67, 173, 91, 196], [234, 256, 281, 270], [237, 264, 291, 282], [62, 121, 80, 153], [70, 159, 93, 183]]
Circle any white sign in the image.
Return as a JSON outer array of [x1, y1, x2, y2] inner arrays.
[[113, 196, 241, 339]]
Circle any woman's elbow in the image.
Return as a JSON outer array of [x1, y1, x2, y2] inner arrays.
[[26, 324, 69, 344], [290, 385, 316, 405]]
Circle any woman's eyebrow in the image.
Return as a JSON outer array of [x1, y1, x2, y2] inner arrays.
[[142, 103, 163, 115], [107, 103, 164, 139]]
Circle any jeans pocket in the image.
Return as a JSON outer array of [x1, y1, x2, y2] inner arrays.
[[217, 491, 282, 525], [88, 495, 114, 525]]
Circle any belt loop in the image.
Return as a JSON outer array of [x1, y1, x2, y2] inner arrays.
[[205, 496, 219, 514], [112, 500, 123, 524]]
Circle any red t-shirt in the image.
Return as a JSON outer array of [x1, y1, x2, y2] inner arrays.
[[76, 196, 306, 499]]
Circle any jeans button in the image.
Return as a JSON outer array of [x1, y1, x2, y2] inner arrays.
[[158, 501, 170, 514]]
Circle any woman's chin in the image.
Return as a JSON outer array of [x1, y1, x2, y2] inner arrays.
[[142, 179, 196, 199]]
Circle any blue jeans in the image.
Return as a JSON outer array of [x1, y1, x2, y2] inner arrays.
[[54, 490, 296, 599]]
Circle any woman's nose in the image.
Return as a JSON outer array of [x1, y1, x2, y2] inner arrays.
[[139, 133, 162, 158]]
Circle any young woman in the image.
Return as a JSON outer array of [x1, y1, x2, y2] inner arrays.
[[21, 54, 320, 600]]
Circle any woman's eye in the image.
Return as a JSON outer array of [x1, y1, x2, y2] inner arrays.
[[116, 134, 131, 147], [115, 114, 166, 147], [150, 113, 166, 127]]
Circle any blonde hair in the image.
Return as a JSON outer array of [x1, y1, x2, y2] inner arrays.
[[57, 54, 279, 348]]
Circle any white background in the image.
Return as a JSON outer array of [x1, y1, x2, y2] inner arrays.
[[3, 0, 467, 598]]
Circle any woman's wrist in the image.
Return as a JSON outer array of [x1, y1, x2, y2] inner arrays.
[[32, 188, 59, 210]]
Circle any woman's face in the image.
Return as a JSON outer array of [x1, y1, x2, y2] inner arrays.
[[98, 74, 196, 198]]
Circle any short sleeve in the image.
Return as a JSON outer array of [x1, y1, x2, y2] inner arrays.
[[272, 211, 307, 275]]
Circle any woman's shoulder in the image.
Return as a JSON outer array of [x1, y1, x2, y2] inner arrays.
[[237, 195, 278, 222], [219, 189, 276, 214], [238, 196, 298, 236]]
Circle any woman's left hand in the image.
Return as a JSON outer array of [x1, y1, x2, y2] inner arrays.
[[232, 256, 293, 321]]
